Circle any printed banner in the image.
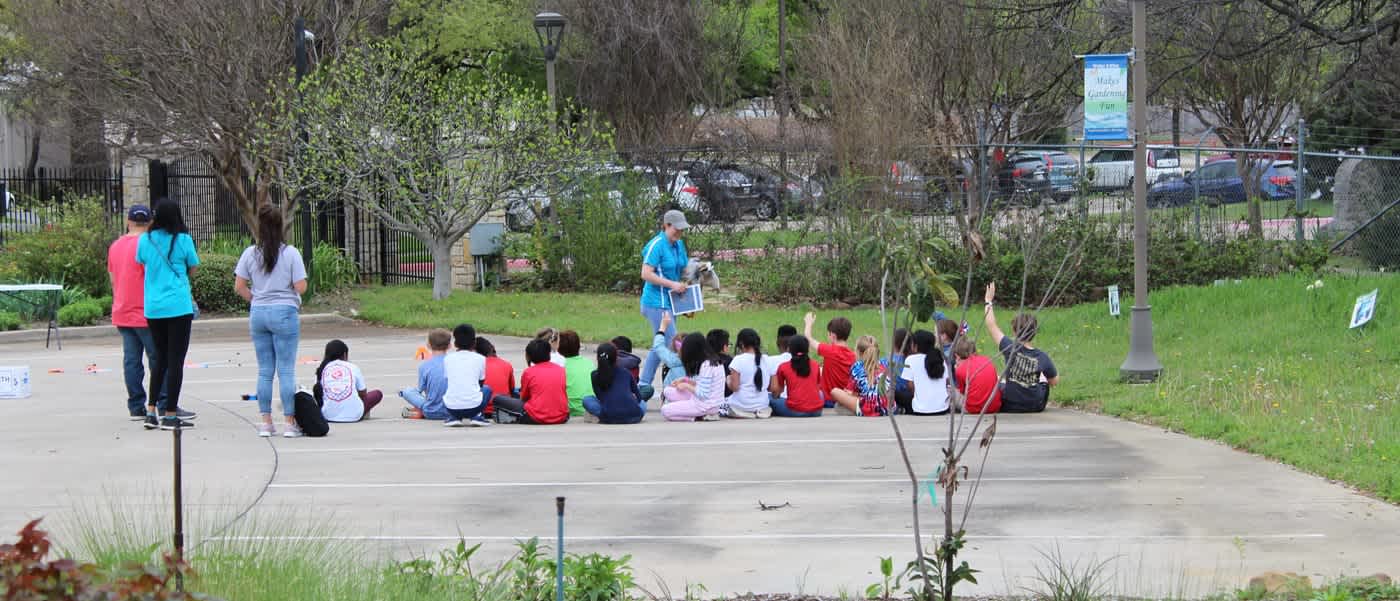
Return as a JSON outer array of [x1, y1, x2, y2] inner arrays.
[[1084, 55, 1130, 141]]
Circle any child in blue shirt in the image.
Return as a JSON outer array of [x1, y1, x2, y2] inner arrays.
[[399, 329, 452, 420]]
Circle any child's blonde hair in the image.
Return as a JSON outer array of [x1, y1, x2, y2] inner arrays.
[[855, 334, 881, 387]]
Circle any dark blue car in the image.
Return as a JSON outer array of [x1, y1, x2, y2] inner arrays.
[[1147, 159, 1297, 208]]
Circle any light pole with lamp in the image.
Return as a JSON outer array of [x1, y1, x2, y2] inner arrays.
[[533, 11, 567, 131], [1120, 0, 1164, 382]]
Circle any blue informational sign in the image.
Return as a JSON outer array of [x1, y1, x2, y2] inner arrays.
[[1084, 54, 1130, 141]]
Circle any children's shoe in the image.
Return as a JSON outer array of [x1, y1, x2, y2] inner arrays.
[[698, 413, 720, 422], [443, 419, 465, 428], [142, 414, 160, 430], [467, 416, 491, 427], [159, 416, 195, 430], [401, 407, 424, 419], [283, 426, 304, 438], [256, 423, 276, 437], [175, 408, 198, 420]]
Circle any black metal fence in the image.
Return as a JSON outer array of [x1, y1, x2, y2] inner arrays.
[[0, 167, 124, 247]]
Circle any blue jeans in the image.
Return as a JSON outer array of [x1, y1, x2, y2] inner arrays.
[[582, 395, 646, 424], [638, 303, 677, 391], [249, 305, 300, 417], [770, 396, 823, 418], [446, 385, 492, 421], [399, 387, 450, 420], [118, 326, 162, 416]]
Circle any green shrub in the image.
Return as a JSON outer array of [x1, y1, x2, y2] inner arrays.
[[96, 294, 113, 316], [57, 299, 104, 327], [192, 253, 244, 314], [309, 241, 359, 292], [2, 196, 119, 297], [526, 172, 665, 292], [0, 310, 21, 331]]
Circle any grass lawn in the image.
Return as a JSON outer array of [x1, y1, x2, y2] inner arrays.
[[354, 272, 1400, 502], [1152, 198, 1335, 222]]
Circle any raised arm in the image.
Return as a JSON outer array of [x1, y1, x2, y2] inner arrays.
[[983, 283, 1005, 345], [802, 311, 820, 348]]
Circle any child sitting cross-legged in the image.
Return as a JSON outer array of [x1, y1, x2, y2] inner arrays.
[[492, 340, 570, 425], [767, 336, 823, 417], [611, 336, 653, 401], [399, 329, 452, 420], [475, 337, 515, 419], [582, 343, 646, 424], [802, 311, 856, 408], [953, 336, 1002, 415], [442, 324, 493, 427], [897, 330, 950, 416], [720, 328, 776, 419], [315, 339, 383, 423], [660, 332, 730, 422], [829, 335, 889, 416]]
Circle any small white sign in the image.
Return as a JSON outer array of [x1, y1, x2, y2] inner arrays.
[[668, 284, 705, 316], [1108, 285, 1121, 317], [0, 366, 31, 399], [1349, 289, 1378, 329]]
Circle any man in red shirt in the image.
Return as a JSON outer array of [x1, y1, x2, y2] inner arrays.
[[952, 337, 1002, 415], [803, 311, 854, 409], [107, 205, 169, 420]]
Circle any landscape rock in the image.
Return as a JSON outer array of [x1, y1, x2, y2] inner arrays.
[[1363, 573, 1392, 585], [1248, 571, 1313, 595]]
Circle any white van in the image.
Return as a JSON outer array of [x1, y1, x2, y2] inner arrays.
[[1087, 145, 1183, 190]]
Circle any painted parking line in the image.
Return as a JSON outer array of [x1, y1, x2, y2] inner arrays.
[[270, 475, 1206, 489], [275, 435, 1097, 454], [212, 532, 1324, 543]]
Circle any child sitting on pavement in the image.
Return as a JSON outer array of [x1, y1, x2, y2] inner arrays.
[[611, 336, 653, 401], [720, 328, 776, 419], [442, 324, 492, 427], [768, 336, 823, 417], [660, 332, 729, 422], [953, 336, 1002, 415], [400, 329, 452, 420], [493, 340, 569, 425], [315, 339, 383, 423], [829, 335, 889, 416], [983, 282, 1058, 413], [582, 342, 646, 424], [802, 312, 855, 408], [476, 337, 514, 418], [898, 330, 950, 416]]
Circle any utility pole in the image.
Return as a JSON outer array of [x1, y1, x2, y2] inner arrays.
[[294, 17, 314, 290], [1120, 0, 1163, 382], [777, 0, 789, 219]]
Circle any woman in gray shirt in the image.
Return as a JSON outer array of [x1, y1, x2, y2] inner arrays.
[[234, 205, 309, 437]]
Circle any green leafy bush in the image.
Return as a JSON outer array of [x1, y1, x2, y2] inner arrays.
[[192, 253, 244, 314], [96, 294, 113, 316], [309, 241, 360, 292], [1, 518, 216, 600], [526, 173, 664, 292], [1, 196, 119, 297], [0, 310, 21, 331], [57, 299, 104, 326]]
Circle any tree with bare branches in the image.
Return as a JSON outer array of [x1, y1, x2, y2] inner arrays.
[[2, 0, 389, 233]]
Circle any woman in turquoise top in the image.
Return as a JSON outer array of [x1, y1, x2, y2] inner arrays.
[[135, 198, 200, 430], [638, 210, 691, 395]]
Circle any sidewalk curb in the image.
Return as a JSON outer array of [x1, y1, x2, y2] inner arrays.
[[0, 313, 355, 345]]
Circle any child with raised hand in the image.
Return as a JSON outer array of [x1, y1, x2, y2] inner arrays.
[[660, 332, 727, 421], [768, 336, 823, 417], [559, 330, 592, 417], [721, 328, 776, 419], [315, 339, 383, 423], [802, 311, 855, 408], [400, 329, 452, 420], [953, 337, 1002, 415], [582, 343, 646, 424], [493, 340, 569, 425], [442, 324, 492, 427], [476, 337, 515, 418], [830, 335, 889, 416], [984, 282, 1058, 413], [898, 330, 950, 416], [649, 312, 687, 390]]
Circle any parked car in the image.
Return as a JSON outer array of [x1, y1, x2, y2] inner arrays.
[[730, 165, 819, 217], [990, 154, 1054, 206], [1146, 159, 1297, 208], [680, 162, 775, 222], [505, 166, 693, 232], [1087, 145, 1183, 190], [1002, 150, 1080, 203]]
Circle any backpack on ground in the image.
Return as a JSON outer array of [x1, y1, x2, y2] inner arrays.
[[294, 390, 330, 437]]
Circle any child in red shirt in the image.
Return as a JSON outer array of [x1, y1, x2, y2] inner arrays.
[[768, 336, 823, 417], [953, 337, 1002, 415], [475, 337, 515, 416], [492, 340, 568, 424], [803, 311, 854, 408]]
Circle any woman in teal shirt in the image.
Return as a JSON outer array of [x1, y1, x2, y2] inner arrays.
[[136, 198, 200, 430], [638, 209, 691, 394]]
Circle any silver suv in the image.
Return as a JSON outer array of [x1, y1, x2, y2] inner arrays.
[[1087, 145, 1183, 190]]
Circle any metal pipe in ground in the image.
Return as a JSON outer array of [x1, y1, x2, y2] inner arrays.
[[556, 496, 566, 601], [172, 427, 185, 592]]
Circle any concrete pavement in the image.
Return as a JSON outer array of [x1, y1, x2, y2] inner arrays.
[[1, 321, 1396, 597]]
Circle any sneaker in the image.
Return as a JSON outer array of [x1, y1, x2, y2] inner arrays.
[[129, 412, 147, 421], [283, 426, 304, 438], [142, 414, 159, 430], [175, 408, 198, 420], [159, 416, 195, 430], [467, 417, 491, 427], [256, 423, 276, 437], [443, 419, 465, 428], [698, 413, 720, 422], [401, 407, 423, 419]]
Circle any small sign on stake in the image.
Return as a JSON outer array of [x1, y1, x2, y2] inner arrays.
[[1349, 289, 1379, 329], [1108, 285, 1121, 317]]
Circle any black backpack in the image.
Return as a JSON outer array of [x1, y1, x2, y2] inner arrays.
[[293, 391, 330, 437]]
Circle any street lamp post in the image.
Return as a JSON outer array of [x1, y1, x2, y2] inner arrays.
[[294, 17, 314, 290], [1121, 0, 1164, 382], [533, 12, 567, 131]]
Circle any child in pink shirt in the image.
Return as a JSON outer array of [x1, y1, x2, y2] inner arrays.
[[661, 332, 735, 421]]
